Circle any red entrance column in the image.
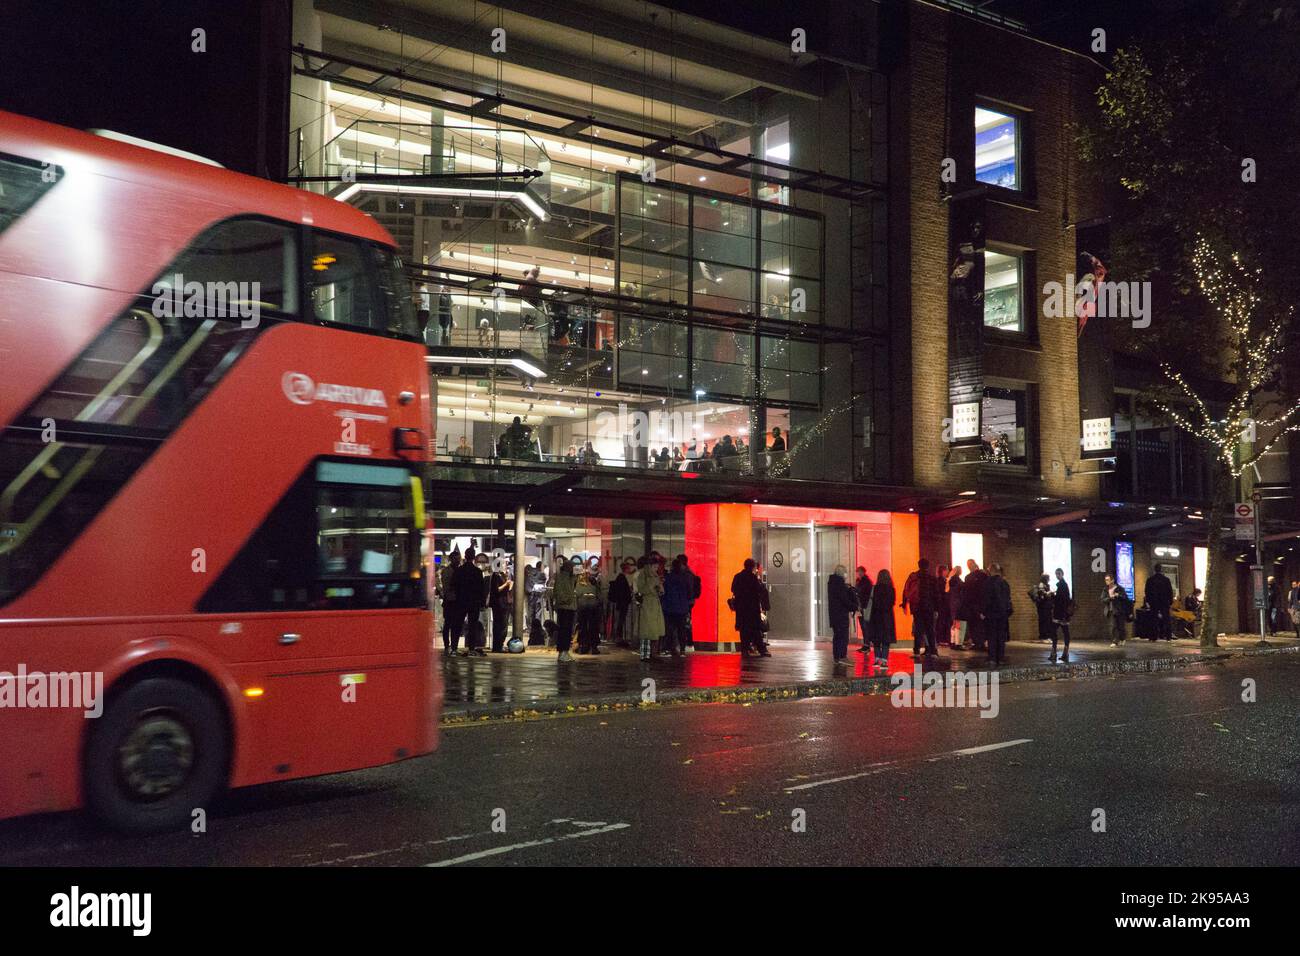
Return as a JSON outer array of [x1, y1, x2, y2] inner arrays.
[[685, 502, 751, 653]]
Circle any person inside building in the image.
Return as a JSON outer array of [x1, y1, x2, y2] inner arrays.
[[868, 568, 896, 666], [453, 435, 473, 460], [551, 555, 577, 662], [855, 566, 874, 651], [962, 559, 989, 652], [525, 560, 547, 645], [1144, 564, 1174, 641], [581, 440, 601, 466], [901, 558, 940, 659], [731, 558, 771, 657], [985, 563, 1013, 667], [1051, 567, 1073, 663], [827, 564, 859, 666], [519, 266, 546, 331], [437, 283, 453, 343], [1102, 573, 1131, 646], [1030, 573, 1054, 644], [416, 282, 432, 343]]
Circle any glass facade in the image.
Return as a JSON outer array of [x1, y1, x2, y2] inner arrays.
[[290, 1, 890, 488]]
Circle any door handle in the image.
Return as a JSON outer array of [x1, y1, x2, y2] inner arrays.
[[279, 632, 302, 645]]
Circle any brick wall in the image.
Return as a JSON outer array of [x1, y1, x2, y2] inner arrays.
[[891, 0, 1107, 498]]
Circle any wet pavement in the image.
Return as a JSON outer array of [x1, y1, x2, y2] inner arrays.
[[4, 654, 1296, 866], [441, 632, 1299, 716]]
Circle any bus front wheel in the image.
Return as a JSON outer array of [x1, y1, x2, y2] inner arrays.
[[84, 677, 229, 834]]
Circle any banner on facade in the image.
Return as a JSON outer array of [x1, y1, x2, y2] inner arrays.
[[1076, 221, 1114, 460], [947, 189, 985, 465]]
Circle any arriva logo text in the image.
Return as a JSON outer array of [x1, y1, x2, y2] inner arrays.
[[281, 372, 387, 408]]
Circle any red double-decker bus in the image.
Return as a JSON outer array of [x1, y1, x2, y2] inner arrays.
[[0, 111, 440, 832]]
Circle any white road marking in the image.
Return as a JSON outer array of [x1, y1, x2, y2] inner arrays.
[[950, 738, 1033, 756], [424, 822, 630, 866], [784, 739, 1033, 792]]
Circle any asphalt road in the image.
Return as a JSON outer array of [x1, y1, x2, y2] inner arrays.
[[2, 655, 1298, 866]]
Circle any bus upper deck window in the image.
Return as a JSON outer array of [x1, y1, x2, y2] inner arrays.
[[0, 154, 63, 235]]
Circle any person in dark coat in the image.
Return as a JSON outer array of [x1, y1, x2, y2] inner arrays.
[[608, 559, 636, 647], [451, 547, 488, 656], [902, 558, 940, 658], [1051, 568, 1073, 663], [489, 563, 512, 652], [827, 565, 859, 664], [854, 566, 874, 650], [1144, 566, 1173, 641], [1030, 574, 1054, 643], [946, 566, 964, 647], [984, 563, 1013, 666], [662, 558, 693, 658], [731, 558, 771, 656], [961, 560, 989, 652], [868, 568, 896, 664]]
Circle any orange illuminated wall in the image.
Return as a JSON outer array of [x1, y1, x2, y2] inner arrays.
[[686, 503, 920, 649], [889, 512, 920, 640], [685, 502, 751, 652]]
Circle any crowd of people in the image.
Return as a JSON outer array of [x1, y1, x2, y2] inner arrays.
[[434, 548, 706, 663], [435, 545, 1295, 669]]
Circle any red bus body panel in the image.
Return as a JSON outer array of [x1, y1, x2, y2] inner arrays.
[[0, 110, 440, 822]]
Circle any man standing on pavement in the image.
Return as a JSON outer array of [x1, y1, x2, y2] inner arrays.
[[731, 558, 771, 657], [827, 564, 859, 665], [984, 563, 1013, 667], [1102, 574, 1131, 646], [961, 559, 989, 652], [678, 553, 701, 651], [901, 558, 940, 659], [1145, 565, 1174, 641]]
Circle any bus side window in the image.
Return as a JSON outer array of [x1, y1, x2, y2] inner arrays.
[[307, 231, 417, 339]]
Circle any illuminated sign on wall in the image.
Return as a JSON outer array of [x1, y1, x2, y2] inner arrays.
[[1116, 541, 1135, 600], [952, 401, 980, 441], [1081, 417, 1113, 452], [1153, 545, 1181, 559], [1194, 546, 1208, 593], [1042, 537, 1073, 594]]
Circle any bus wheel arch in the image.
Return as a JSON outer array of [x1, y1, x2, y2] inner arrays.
[[83, 660, 233, 833]]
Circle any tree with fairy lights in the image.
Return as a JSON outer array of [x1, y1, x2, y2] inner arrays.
[[1077, 2, 1300, 644], [1154, 238, 1300, 646]]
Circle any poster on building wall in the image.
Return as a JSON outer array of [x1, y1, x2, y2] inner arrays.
[[1076, 221, 1115, 460], [947, 189, 985, 464]]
